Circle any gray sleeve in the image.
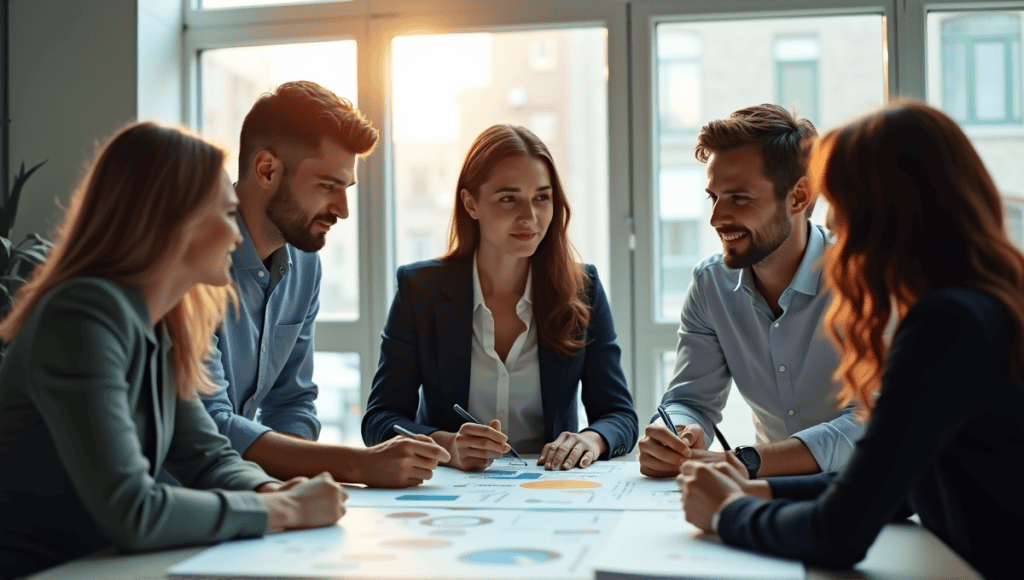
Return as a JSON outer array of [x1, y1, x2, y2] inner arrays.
[[165, 394, 280, 491], [26, 282, 270, 552]]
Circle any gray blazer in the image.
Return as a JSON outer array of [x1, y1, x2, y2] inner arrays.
[[0, 278, 277, 578]]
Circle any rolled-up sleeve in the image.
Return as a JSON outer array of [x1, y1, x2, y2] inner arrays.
[[791, 404, 864, 472]]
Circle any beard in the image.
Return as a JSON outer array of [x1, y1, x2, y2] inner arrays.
[[721, 201, 792, 269], [265, 178, 336, 253]]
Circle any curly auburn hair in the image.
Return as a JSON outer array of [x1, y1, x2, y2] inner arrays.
[[812, 100, 1024, 417]]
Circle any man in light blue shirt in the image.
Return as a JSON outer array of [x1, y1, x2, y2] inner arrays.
[[639, 104, 862, 479], [203, 81, 450, 489]]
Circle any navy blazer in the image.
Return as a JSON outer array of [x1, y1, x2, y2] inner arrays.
[[362, 257, 638, 459]]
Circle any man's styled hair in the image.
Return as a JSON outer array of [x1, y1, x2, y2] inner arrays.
[[695, 103, 817, 201], [238, 80, 379, 178]]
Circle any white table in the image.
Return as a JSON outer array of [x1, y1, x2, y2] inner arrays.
[[24, 458, 982, 580]]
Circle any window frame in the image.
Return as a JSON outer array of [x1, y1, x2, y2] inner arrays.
[[184, 0, 634, 420]]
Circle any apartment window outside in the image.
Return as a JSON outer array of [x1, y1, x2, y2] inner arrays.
[[775, 36, 821, 126], [941, 13, 1022, 125]]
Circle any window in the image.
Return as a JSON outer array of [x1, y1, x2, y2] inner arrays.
[[775, 36, 821, 126], [391, 29, 609, 279], [941, 13, 1022, 125], [657, 31, 701, 133], [929, 10, 1024, 254], [312, 352, 361, 446]]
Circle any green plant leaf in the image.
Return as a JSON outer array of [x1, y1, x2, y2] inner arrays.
[[0, 160, 47, 238]]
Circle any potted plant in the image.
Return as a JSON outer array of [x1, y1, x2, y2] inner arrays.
[[0, 161, 53, 361]]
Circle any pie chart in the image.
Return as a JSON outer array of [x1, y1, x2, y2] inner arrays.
[[460, 548, 561, 565]]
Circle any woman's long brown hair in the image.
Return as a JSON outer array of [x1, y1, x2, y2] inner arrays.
[[0, 122, 235, 399], [813, 100, 1024, 416], [444, 124, 590, 358]]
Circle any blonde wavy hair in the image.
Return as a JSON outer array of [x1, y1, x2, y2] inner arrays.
[[812, 101, 1024, 417], [0, 122, 236, 399]]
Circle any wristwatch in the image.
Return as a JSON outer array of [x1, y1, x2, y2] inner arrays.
[[733, 446, 761, 479]]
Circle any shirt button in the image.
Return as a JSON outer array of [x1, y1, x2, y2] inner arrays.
[[774, 322, 780, 328], [788, 409, 795, 416], [258, 271, 265, 278], [280, 267, 285, 274], [779, 365, 786, 372], [261, 345, 267, 353]]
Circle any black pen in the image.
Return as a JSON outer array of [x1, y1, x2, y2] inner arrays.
[[658, 403, 731, 451], [452, 403, 525, 463]]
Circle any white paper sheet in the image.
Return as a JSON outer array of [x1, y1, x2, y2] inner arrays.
[[167, 507, 622, 580], [592, 511, 804, 580], [344, 458, 684, 511]]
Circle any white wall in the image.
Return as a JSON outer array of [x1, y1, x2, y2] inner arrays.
[[7, 0, 182, 242]]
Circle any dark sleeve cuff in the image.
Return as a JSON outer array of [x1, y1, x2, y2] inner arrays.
[[766, 471, 837, 501]]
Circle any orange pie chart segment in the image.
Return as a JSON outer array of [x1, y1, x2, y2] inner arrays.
[[519, 480, 602, 489]]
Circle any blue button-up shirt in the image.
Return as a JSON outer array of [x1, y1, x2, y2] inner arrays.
[[662, 222, 862, 471], [202, 215, 322, 454]]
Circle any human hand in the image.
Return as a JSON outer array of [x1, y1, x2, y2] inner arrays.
[[638, 421, 707, 478], [444, 419, 511, 472], [537, 430, 606, 470], [262, 472, 347, 531], [677, 461, 746, 534], [358, 434, 452, 488]]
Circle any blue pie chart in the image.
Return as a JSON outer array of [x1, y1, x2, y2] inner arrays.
[[460, 548, 561, 566]]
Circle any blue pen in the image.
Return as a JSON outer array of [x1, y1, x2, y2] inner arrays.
[[453, 403, 525, 464], [656, 404, 677, 435]]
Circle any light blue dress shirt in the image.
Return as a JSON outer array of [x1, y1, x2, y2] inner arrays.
[[662, 222, 862, 471], [202, 215, 322, 454]]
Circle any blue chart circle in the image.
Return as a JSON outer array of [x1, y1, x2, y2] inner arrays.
[[460, 549, 561, 566]]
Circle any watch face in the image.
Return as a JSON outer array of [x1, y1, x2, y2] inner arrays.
[[736, 446, 761, 470]]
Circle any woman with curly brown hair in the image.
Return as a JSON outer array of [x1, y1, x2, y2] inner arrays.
[[678, 101, 1024, 579]]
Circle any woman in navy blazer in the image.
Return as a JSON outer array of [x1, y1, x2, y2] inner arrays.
[[363, 125, 637, 472]]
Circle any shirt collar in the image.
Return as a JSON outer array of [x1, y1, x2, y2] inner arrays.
[[472, 252, 533, 311], [231, 213, 293, 273], [733, 220, 826, 297]]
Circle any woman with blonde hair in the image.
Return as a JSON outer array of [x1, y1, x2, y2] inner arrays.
[[362, 124, 637, 471], [677, 101, 1023, 579], [0, 122, 345, 578]]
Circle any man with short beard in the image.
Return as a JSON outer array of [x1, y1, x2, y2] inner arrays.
[[202, 81, 450, 489], [639, 104, 862, 480]]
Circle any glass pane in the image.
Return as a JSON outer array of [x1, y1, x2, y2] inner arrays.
[[656, 352, 755, 450], [777, 61, 819, 125], [200, 41, 360, 319], [929, 11, 1024, 249], [654, 15, 885, 321], [942, 41, 969, 122], [202, 0, 343, 8], [312, 352, 362, 446], [975, 42, 1007, 121], [390, 29, 610, 287]]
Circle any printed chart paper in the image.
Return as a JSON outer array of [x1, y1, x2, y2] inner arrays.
[[167, 507, 622, 580], [592, 511, 804, 580], [345, 458, 683, 511]]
